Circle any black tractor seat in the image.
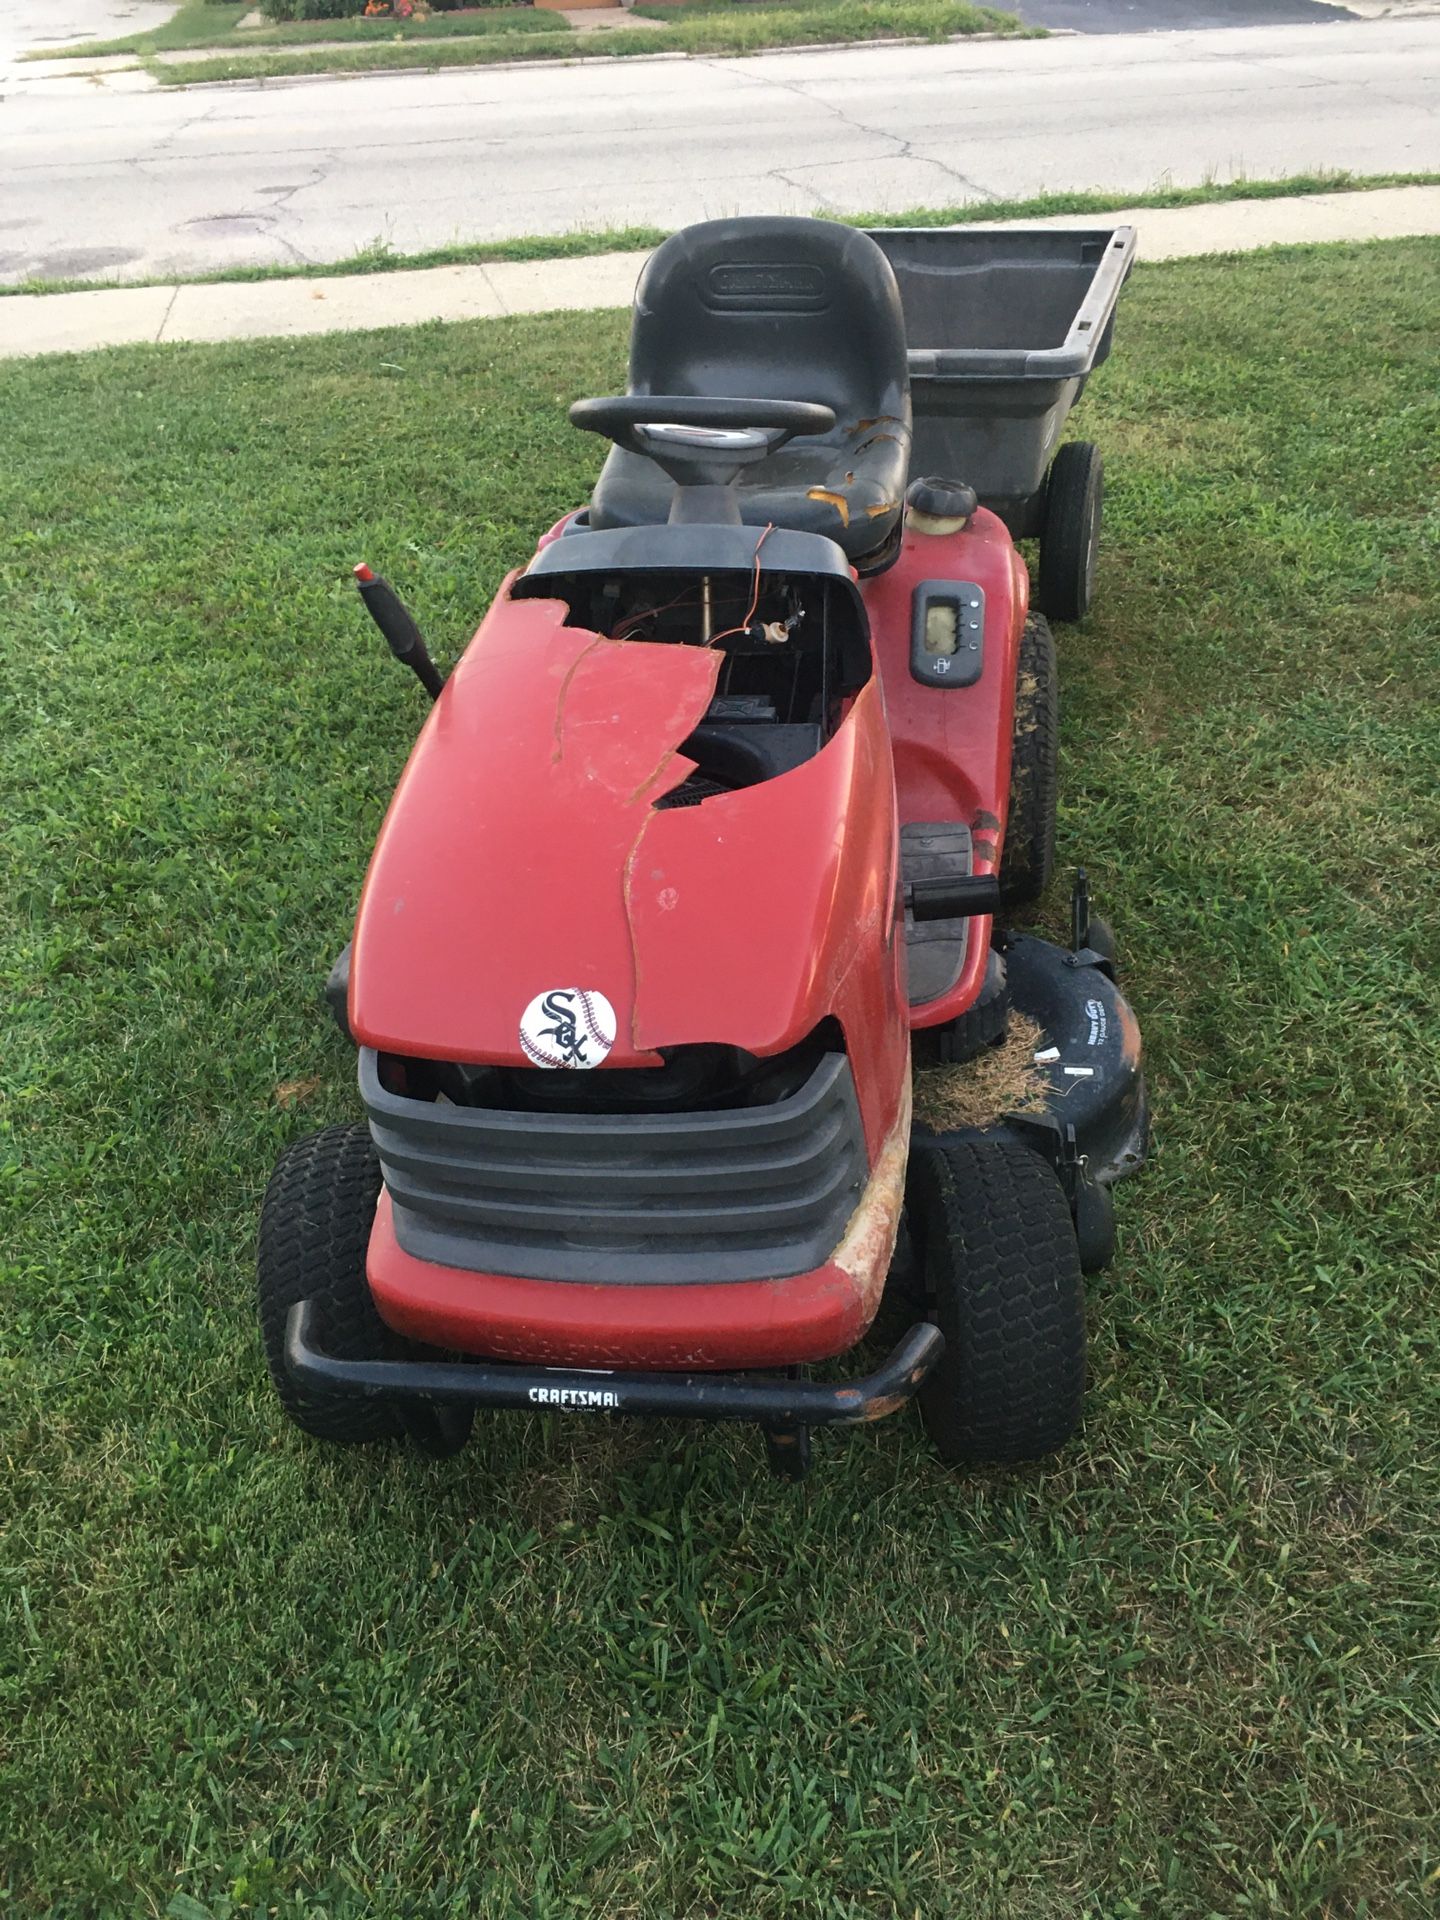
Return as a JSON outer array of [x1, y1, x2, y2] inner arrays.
[[589, 217, 912, 570]]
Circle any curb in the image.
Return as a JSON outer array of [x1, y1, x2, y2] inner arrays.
[[133, 27, 1041, 91]]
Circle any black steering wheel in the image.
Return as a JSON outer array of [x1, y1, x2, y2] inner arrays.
[[570, 394, 836, 488]]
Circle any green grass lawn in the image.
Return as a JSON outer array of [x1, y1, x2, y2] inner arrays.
[[32, 0, 1026, 79], [153, 28, 591, 80], [217, 4, 565, 42], [29, 0, 567, 59], [627, 0, 1024, 45], [3, 239, 1439, 1917], [30, 0, 250, 58]]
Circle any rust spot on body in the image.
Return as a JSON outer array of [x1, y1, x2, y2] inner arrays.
[[551, 637, 604, 762], [625, 746, 682, 808], [831, 1079, 911, 1318], [620, 814, 652, 1052], [1117, 994, 1144, 1067], [858, 1391, 910, 1424]]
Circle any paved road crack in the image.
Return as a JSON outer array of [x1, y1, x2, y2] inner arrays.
[[699, 57, 1001, 201]]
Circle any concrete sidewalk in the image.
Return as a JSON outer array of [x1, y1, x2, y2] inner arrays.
[[5, 186, 1439, 361]]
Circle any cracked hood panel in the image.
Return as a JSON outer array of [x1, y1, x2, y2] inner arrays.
[[627, 677, 894, 1061], [351, 586, 900, 1080], [349, 591, 901, 1083], [349, 592, 719, 1064]]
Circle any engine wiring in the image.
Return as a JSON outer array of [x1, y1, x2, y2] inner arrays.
[[603, 525, 805, 650], [706, 522, 776, 647], [612, 588, 701, 641]]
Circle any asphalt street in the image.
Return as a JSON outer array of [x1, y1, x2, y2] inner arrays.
[[1015, 0, 1366, 29], [2, 5, 1437, 283]]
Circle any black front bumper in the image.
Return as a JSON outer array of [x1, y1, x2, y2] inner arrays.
[[285, 1300, 943, 1428]]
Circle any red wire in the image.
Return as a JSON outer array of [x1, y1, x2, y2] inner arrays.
[[706, 523, 775, 646], [614, 588, 698, 639]]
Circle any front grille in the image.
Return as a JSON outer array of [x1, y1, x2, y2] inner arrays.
[[359, 1048, 867, 1285]]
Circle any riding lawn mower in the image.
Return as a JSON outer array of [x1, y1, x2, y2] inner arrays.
[[257, 216, 1148, 1479]]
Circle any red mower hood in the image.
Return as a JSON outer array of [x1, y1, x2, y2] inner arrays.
[[348, 588, 898, 1069]]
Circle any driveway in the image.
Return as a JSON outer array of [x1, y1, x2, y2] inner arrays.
[[0, 0, 174, 72], [1011, 0, 1425, 28]]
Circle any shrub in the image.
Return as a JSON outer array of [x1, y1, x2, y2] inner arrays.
[[258, 0, 353, 18], [259, 0, 533, 18]]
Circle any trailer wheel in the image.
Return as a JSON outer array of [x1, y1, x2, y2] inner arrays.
[[1038, 441, 1103, 623], [999, 612, 1058, 910], [907, 1136, 1086, 1464]]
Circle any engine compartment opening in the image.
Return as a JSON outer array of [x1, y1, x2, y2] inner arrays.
[[513, 560, 871, 797], [659, 697, 824, 810], [376, 1018, 846, 1117]]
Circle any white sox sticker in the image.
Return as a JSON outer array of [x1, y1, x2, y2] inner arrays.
[[518, 988, 617, 1069]]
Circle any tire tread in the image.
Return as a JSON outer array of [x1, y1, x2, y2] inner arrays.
[[256, 1122, 400, 1443], [1037, 440, 1103, 624], [909, 1136, 1085, 1464], [999, 612, 1059, 910]]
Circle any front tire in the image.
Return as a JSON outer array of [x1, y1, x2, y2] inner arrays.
[[257, 1123, 402, 1444], [907, 1137, 1086, 1464]]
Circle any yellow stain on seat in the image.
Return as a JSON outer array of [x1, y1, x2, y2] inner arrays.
[[806, 488, 850, 527]]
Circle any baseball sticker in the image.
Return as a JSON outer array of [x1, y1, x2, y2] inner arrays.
[[518, 988, 617, 1070]]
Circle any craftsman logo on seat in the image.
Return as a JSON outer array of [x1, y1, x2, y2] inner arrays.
[[518, 988, 617, 1069], [706, 262, 828, 311], [528, 1385, 621, 1410]]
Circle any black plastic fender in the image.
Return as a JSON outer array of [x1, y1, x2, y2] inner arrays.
[[1003, 933, 1149, 1188], [911, 933, 1148, 1274]]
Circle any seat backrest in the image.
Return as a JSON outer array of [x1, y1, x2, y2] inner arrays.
[[628, 217, 910, 425]]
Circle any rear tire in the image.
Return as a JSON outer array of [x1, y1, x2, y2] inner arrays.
[[911, 950, 1010, 1068], [257, 1123, 402, 1444], [1037, 441, 1103, 624], [999, 612, 1058, 910], [907, 1136, 1086, 1464]]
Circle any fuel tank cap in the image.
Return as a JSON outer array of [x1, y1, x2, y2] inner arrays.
[[906, 476, 978, 534]]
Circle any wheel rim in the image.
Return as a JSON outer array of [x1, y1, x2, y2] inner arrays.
[[1081, 487, 1099, 605]]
